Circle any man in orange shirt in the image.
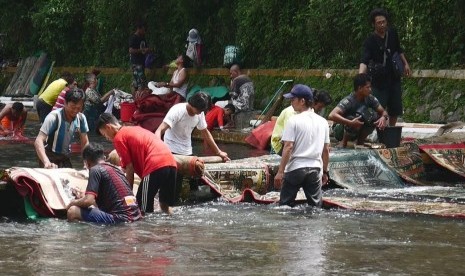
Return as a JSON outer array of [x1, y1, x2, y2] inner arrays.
[[0, 102, 27, 136]]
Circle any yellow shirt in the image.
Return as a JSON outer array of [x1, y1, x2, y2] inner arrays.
[[39, 78, 68, 106], [271, 106, 297, 153]]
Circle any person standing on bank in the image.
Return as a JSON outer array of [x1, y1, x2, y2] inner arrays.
[[359, 8, 411, 126], [273, 84, 330, 208], [129, 20, 150, 92]]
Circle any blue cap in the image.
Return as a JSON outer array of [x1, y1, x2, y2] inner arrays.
[[283, 84, 313, 101]]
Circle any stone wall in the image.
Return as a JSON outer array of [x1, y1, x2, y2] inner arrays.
[[2, 67, 465, 124]]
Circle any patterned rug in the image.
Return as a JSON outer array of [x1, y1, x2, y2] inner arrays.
[[328, 149, 405, 190], [6, 167, 88, 217], [419, 143, 465, 178], [324, 196, 465, 218], [375, 142, 429, 185], [202, 161, 272, 203]]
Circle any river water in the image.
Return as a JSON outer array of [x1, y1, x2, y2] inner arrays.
[[0, 122, 465, 275]]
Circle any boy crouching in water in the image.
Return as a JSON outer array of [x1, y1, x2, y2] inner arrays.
[[67, 143, 142, 224]]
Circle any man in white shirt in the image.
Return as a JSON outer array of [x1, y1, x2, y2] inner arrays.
[[274, 84, 330, 207], [155, 92, 229, 161]]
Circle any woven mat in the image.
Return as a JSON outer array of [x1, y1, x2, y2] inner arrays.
[[375, 142, 429, 185], [419, 143, 465, 178], [328, 149, 405, 190], [7, 167, 88, 217], [325, 196, 465, 218]]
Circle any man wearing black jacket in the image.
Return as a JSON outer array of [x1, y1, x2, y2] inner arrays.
[[359, 8, 411, 127]]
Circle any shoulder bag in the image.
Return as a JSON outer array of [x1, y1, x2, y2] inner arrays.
[[391, 50, 404, 78], [367, 32, 389, 79]]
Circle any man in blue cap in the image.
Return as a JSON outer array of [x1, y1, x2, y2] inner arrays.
[[274, 84, 330, 208]]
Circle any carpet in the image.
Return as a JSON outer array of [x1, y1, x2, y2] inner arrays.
[[375, 142, 429, 185], [201, 161, 271, 203], [419, 143, 465, 179], [328, 149, 405, 190], [6, 167, 88, 217], [0, 134, 33, 145], [324, 196, 465, 218], [245, 120, 275, 150]]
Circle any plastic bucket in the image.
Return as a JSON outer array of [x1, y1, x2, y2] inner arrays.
[[120, 102, 136, 122], [377, 126, 403, 148]]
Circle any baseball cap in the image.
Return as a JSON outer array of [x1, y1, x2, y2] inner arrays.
[[283, 84, 313, 101]]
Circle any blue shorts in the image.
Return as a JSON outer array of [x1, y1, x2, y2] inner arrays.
[[80, 206, 117, 224]]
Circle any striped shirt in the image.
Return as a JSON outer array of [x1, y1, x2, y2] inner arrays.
[[52, 88, 70, 110], [85, 163, 142, 223], [40, 109, 89, 154]]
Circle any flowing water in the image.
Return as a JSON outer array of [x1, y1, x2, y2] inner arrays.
[[1, 122, 465, 275]]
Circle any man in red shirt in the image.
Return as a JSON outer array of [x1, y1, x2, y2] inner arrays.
[[96, 113, 177, 215], [205, 103, 235, 131]]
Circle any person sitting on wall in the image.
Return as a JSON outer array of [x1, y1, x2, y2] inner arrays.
[[148, 53, 190, 101], [131, 54, 191, 131], [83, 73, 115, 131], [205, 103, 235, 131], [66, 142, 142, 224], [0, 102, 28, 137], [328, 73, 388, 148], [228, 63, 255, 112]]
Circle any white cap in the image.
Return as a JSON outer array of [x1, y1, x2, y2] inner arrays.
[[187, 28, 201, 43]]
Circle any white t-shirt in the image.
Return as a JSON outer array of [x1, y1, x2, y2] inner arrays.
[[172, 68, 187, 99], [163, 102, 207, 155], [281, 109, 330, 173]]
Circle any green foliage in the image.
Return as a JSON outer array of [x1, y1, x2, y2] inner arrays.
[[1, 0, 465, 69], [29, 0, 86, 65]]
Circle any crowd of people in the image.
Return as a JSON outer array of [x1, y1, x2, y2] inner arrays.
[[2, 7, 410, 224]]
